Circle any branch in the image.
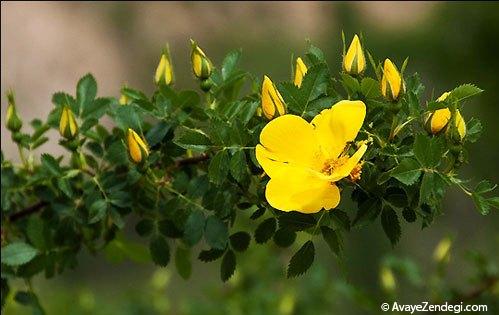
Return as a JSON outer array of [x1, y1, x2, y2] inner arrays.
[[174, 153, 210, 167], [454, 276, 498, 302], [8, 201, 49, 222]]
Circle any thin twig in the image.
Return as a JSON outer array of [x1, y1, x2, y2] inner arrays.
[[8, 201, 49, 222]]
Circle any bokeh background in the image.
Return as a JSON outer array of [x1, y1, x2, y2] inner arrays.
[[2, 2, 498, 314]]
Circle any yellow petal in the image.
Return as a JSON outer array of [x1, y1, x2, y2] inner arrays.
[[265, 165, 340, 213], [164, 56, 173, 85], [344, 35, 365, 74], [133, 131, 149, 156], [68, 110, 78, 136], [258, 115, 324, 171], [59, 108, 68, 135], [381, 59, 402, 99], [329, 144, 368, 182], [294, 57, 308, 87], [437, 91, 450, 102], [311, 100, 366, 160], [155, 54, 167, 84], [456, 110, 466, 139], [261, 76, 286, 119], [127, 129, 142, 163], [431, 108, 451, 134]]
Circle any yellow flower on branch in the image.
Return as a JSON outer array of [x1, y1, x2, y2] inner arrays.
[[59, 106, 78, 139], [381, 59, 404, 101], [127, 128, 149, 164], [261, 75, 286, 120], [294, 57, 308, 87], [343, 34, 366, 75], [428, 92, 466, 139], [256, 100, 367, 213]]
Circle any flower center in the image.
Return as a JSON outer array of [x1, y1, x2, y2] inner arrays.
[[321, 156, 349, 176]]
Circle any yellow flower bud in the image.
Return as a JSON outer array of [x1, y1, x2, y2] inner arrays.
[[343, 34, 366, 75], [5, 90, 22, 132], [433, 237, 452, 264], [154, 48, 174, 85], [190, 39, 212, 80], [380, 266, 396, 292], [119, 93, 129, 106], [381, 59, 404, 101], [427, 92, 466, 139], [261, 75, 286, 120], [127, 128, 149, 164], [59, 106, 78, 139], [294, 57, 308, 87]]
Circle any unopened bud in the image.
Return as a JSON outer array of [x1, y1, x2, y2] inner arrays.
[[5, 90, 22, 132], [190, 39, 212, 80], [59, 106, 78, 139], [127, 128, 149, 164]]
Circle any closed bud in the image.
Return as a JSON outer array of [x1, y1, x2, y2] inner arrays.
[[59, 106, 78, 139], [154, 46, 174, 85], [5, 90, 22, 132], [294, 57, 308, 87], [426, 92, 466, 140], [343, 34, 366, 75], [433, 237, 452, 264], [127, 128, 149, 164], [190, 39, 212, 80], [261, 75, 286, 120], [200, 78, 213, 92], [119, 87, 129, 105], [380, 266, 396, 292], [381, 59, 405, 101]]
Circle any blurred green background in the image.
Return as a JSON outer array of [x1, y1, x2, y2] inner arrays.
[[1, 2, 498, 314]]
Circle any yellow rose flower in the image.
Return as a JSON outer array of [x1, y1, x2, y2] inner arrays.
[[127, 128, 149, 163], [294, 57, 308, 87], [343, 34, 366, 75], [429, 92, 466, 139], [261, 75, 286, 120], [256, 100, 367, 213], [381, 59, 404, 101]]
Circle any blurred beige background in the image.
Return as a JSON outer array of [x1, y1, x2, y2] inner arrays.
[[1, 1, 437, 159]]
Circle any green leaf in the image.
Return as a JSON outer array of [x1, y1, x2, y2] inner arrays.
[[81, 97, 111, 119], [273, 228, 296, 248], [330, 210, 351, 231], [340, 73, 360, 95], [57, 178, 73, 198], [135, 219, 154, 237], [173, 126, 212, 152], [465, 118, 482, 143], [287, 241, 315, 278], [413, 135, 442, 168], [208, 150, 230, 185], [26, 218, 48, 251], [381, 207, 401, 246], [229, 231, 251, 252], [229, 151, 247, 183], [254, 218, 277, 244], [198, 248, 225, 262], [447, 84, 483, 103], [114, 105, 141, 131], [1, 242, 38, 266], [277, 211, 316, 231], [361, 78, 381, 98], [183, 210, 206, 246], [88, 199, 108, 224], [298, 64, 329, 114], [204, 216, 228, 250], [145, 121, 170, 147], [40, 154, 61, 176], [220, 250, 236, 282], [402, 208, 417, 222], [149, 235, 170, 267], [14, 291, 45, 315], [157, 219, 183, 239], [175, 247, 192, 280], [278, 82, 302, 114], [391, 158, 422, 185], [221, 49, 241, 80], [76, 73, 97, 115], [321, 226, 342, 256]]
